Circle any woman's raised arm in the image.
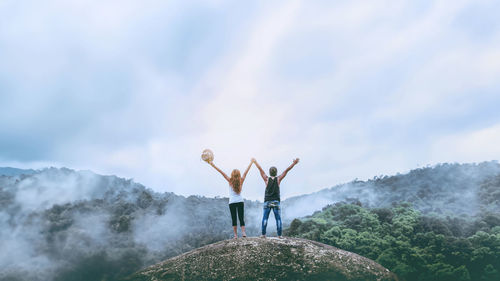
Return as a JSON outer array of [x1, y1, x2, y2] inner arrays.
[[241, 159, 254, 184], [209, 161, 230, 182]]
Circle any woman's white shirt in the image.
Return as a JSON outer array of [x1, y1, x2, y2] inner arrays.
[[228, 185, 244, 204]]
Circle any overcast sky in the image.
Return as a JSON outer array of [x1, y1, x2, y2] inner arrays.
[[1, 0, 500, 200]]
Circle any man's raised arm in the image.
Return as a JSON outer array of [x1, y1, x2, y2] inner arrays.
[[252, 158, 268, 184], [278, 158, 299, 185]]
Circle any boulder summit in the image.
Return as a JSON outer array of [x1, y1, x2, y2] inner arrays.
[[127, 237, 398, 281]]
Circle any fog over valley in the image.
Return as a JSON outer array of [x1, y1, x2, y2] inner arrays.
[[1, 161, 500, 281]]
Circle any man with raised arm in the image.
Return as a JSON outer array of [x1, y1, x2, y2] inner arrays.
[[252, 158, 300, 238]]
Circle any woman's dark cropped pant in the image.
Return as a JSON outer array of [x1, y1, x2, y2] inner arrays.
[[229, 202, 245, 226]]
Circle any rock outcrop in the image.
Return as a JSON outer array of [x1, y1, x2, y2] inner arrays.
[[127, 237, 398, 281]]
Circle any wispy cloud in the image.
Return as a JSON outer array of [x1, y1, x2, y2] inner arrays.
[[1, 0, 500, 199]]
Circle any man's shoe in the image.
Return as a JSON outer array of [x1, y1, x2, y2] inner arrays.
[[260, 235, 266, 238]]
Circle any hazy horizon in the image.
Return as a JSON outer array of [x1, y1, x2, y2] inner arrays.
[[2, 159, 499, 202]]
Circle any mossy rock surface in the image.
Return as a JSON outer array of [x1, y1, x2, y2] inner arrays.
[[126, 237, 398, 281]]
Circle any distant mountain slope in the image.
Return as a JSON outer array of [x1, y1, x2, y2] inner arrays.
[[284, 161, 500, 217], [0, 167, 36, 176]]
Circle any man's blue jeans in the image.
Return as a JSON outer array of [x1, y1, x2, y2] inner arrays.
[[262, 200, 282, 236]]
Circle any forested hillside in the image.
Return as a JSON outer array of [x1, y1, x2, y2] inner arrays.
[[286, 202, 500, 281], [0, 168, 260, 281], [1, 162, 499, 281], [284, 161, 500, 217]]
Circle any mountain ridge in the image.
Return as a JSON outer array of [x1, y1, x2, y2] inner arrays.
[[0, 167, 37, 176], [3, 161, 499, 215]]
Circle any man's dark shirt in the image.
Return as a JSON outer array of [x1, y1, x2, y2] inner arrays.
[[264, 176, 280, 202]]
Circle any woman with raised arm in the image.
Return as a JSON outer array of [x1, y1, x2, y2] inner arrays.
[[206, 156, 253, 239]]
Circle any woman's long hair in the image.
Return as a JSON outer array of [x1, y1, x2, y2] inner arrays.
[[230, 169, 242, 194]]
